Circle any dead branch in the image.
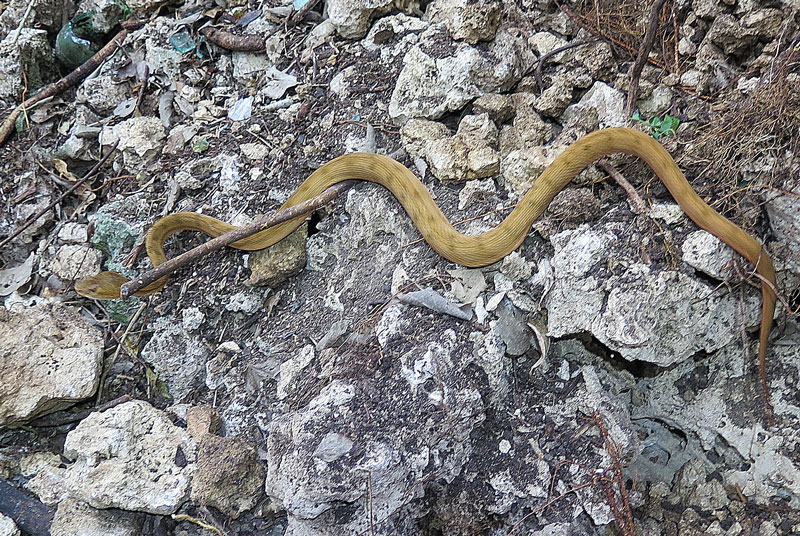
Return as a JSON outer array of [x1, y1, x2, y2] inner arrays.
[[0, 140, 119, 250], [120, 180, 357, 297], [200, 27, 265, 52], [0, 18, 143, 145], [597, 160, 648, 214], [625, 0, 669, 118]]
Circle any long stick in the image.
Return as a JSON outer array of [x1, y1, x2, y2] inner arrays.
[[0, 140, 119, 250], [625, 0, 668, 117], [119, 180, 356, 297], [0, 18, 143, 145]]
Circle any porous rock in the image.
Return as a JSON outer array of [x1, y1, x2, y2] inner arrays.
[[327, 0, 415, 39], [545, 224, 762, 367], [472, 93, 515, 124], [140, 317, 209, 400], [427, 0, 502, 43], [99, 117, 166, 169], [0, 303, 103, 426], [190, 435, 264, 518], [266, 352, 485, 533], [50, 497, 144, 536], [400, 119, 450, 159], [0, 29, 57, 100], [62, 400, 196, 514], [681, 230, 734, 280], [389, 25, 535, 123], [45, 244, 103, 282], [248, 223, 308, 287]]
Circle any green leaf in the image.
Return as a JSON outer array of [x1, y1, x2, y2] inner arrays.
[[192, 137, 209, 153]]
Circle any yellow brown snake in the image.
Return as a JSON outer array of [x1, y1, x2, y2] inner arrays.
[[75, 127, 777, 419]]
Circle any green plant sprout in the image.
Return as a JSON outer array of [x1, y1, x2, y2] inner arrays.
[[631, 110, 680, 139]]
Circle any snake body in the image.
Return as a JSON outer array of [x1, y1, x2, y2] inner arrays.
[[75, 128, 777, 415]]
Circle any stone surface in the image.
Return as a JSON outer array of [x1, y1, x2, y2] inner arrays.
[[400, 119, 451, 159], [62, 400, 196, 514], [0, 514, 19, 536], [681, 230, 734, 280], [99, 117, 166, 169], [247, 223, 308, 287], [545, 224, 762, 367], [0, 29, 57, 100], [0, 303, 103, 425], [45, 244, 103, 281], [190, 435, 265, 518], [50, 498, 144, 536], [140, 317, 209, 401], [427, 0, 502, 43], [389, 25, 535, 123], [327, 0, 413, 39]]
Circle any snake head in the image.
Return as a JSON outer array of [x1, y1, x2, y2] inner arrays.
[[74, 271, 131, 299]]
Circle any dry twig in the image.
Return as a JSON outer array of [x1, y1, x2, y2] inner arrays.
[[0, 141, 119, 250], [625, 0, 669, 117], [597, 160, 648, 214], [0, 19, 143, 145], [120, 180, 356, 297]]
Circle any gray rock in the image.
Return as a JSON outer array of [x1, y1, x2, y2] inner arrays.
[[62, 400, 196, 514], [57, 223, 89, 244], [472, 93, 515, 124], [0, 29, 57, 100], [499, 95, 555, 158], [491, 300, 531, 356], [765, 180, 800, 272], [50, 498, 144, 536], [313, 432, 354, 462], [0, 303, 102, 426], [533, 75, 574, 118], [545, 225, 762, 367], [695, 42, 737, 95], [99, 117, 166, 170], [457, 113, 499, 146], [0, 514, 19, 536], [501, 146, 560, 198], [45, 244, 103, 281], [140, 317, 209, 400], [76, 76, 130, 115], [457, 177, 497, 210], [427, 0, 502, 43], [681, 230, 734, 280], [0, 0, 64, 34], [706, 14, 758, 55], [266, 373, 484, 533], [575, 41, 616, 79], [636, 85, 673, 116], [327, 0, 412, 39], [389, 25, 535, 123], [633, 341, 800, 508], [400, 119, 451, 159], [561, 81, 626, 131]]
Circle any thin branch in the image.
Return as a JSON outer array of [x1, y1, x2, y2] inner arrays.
[[625, 0, 668, 117], [30, 395, 132, 427], [200, 27, 265, 52], [597, 160, 648, 214], [0, 140, 119, 250], [0, 18, 144, 145], [119, 180, 357, 297], [533, 39, 592, 92]]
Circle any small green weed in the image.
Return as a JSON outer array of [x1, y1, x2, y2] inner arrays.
[[631, 110, 680, 139]]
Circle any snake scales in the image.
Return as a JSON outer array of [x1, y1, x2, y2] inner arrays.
[[75, 127, 777, 417]]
